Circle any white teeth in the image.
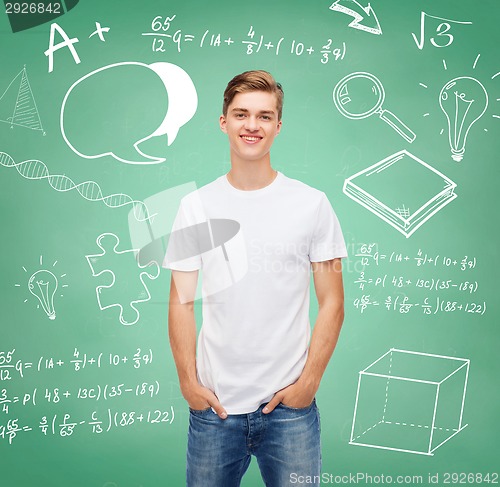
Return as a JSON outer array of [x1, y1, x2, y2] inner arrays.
[[241, 136, 260, 141]]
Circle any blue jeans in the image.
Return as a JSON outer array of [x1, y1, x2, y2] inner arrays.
[[186, 400, 321, 486]]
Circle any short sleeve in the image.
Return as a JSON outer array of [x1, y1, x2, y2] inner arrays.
[[309, 193, 348, 262], [162, 197, 203, 271]]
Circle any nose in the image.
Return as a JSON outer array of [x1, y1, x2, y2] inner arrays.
[[244, 116, 259, 131]]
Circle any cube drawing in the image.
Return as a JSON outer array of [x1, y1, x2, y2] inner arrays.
[[350, 348, 469, 455]]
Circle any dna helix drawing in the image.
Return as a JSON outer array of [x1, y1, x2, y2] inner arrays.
[[0, 152, 155, 222]]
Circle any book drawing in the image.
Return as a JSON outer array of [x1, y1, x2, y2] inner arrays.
[[343, 150, 457, 238]]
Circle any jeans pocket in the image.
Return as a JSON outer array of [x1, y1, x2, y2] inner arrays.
[[278, 398, 316, 412], [189, 406, 212, 415]]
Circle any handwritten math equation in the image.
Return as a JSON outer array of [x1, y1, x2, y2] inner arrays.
[[0, 346, 175, 445], [354, 244, 477, 270], [355, 274, 479, 294], [0, 347, 153, 382], [142, 15, 347, 65], [351, 244, 486, 316], [353, 295, 486, 315], [0, 380, 160, 415], [0, 407, 175, 445]]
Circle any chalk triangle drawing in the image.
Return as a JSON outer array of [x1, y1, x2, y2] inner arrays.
[[0, 66, 45, 133]]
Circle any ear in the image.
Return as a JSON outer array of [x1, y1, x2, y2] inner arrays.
[[219, 114, 227, 133], [276, 119, 282, 134]]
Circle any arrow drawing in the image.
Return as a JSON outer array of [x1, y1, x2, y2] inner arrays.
[[329, 0, 382, 35]]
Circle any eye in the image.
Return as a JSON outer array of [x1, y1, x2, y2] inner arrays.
[[261, 115, 271, 121], [235, 113, 246, 119]]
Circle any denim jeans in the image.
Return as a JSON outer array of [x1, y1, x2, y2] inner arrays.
[[186, 400, 321, 486]]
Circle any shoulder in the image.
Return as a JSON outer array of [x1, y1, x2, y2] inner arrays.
[[180, 175, 225, 206], [279, 172, 326, 202]]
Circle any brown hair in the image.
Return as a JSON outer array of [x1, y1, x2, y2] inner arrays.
[[222, 70, 284, 120]]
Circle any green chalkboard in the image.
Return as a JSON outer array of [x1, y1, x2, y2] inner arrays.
[[1, 0, 498, 485]]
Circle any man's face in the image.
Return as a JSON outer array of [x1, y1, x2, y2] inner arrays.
[[219, 91, 282, 164]]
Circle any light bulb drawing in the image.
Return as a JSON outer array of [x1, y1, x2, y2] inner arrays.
[[28, 270, 58, 320], [439, 76, 488, 162], [15, 256, 68, 321]]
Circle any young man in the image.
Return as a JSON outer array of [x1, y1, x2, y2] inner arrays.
[[165, 70, 347, 486]]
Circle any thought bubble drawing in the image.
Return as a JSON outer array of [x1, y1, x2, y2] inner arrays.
[[60, 62, 198, 164]]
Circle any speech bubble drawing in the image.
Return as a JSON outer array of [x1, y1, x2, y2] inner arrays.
[[148, 62, 199, 146], [60, 62, 198, 164]]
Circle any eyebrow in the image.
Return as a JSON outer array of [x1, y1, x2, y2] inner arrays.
[[231, 108, 276, 115]]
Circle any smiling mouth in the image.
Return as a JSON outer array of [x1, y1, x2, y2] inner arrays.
[[240, 135, 262, 142]]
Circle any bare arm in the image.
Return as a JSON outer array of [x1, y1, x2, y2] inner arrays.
[[168, 270, 227, 418], [263, 258, 344, 412]]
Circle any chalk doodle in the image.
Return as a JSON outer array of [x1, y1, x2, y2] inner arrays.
[[418, 54, 496, 157], [411, 12, 472, 50], [28, 270, 58, 320], [343, 150, 457, 238], [333, 72, 416, 143], [44, 20, 111, 72], [88, 21, 110, 42], [350, 349, 470, 456], [142, 15, 347, 65], [60, 61, 198, 164], [439, 76, 488, 162], [15, 256, 68, 320], [0, 152, 154, 222], [329, 0, 382, 35], [85, 233, 160, 326], [0, 66, 44, 133]]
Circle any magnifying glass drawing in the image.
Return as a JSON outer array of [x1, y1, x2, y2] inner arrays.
[[333, 72, 416, 143]]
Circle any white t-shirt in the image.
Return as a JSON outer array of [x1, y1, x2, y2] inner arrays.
[[164, 171, 347, 414]]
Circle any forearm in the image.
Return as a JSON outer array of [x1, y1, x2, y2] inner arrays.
[[298, 300, 344, 390], [168, 304, 198, 385], [261, 258, 345, 413], [168, 275, 198, 388], [263, 299, 344, 413], [168, 274, 227, 416]]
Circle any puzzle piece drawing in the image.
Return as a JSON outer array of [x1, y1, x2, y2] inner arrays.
[[85, 233, 160, 326]]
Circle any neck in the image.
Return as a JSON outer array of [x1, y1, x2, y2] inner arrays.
[[227, 160, 277, 191]]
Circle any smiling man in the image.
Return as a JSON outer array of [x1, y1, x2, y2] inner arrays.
[[166, 70, 347, 486]]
